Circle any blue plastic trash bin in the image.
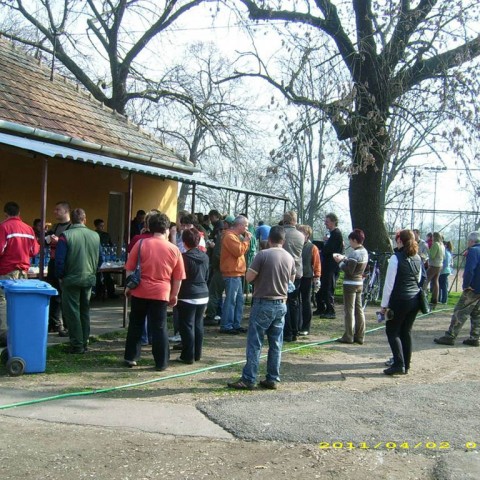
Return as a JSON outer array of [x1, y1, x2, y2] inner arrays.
[[1, 279, 57, 375]]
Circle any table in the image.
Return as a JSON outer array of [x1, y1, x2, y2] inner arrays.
[[27, 266, 47, 279], [29, 264, 129, 328], [99, 263, 128, 328]]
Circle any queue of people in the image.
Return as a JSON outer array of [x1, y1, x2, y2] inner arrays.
[[1, 199, 478, 388]]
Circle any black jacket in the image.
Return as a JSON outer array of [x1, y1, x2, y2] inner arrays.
[[321, 227, 344, 272], [178, 248, 209, 300], [390, 250, 422, 303]]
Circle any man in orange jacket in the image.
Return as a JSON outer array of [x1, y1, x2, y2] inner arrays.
[[219, 215, 251, 334]]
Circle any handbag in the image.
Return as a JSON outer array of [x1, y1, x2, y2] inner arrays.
[[125, 239, 143, 289], [397, 251, 430, 314], [418, 289, 430, 314], [417, 257, 430, 314]]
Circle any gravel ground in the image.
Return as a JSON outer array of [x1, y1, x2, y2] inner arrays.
[[2, 306, 480, 478], [198, 382, 480, 447], [0, 416, 440, 480]]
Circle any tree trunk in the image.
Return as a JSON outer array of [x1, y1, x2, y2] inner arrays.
[[349, 134, 392, 254], [349, 169, 391, 253], [177, 183, 191, 212]]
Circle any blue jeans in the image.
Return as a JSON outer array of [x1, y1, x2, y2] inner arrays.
[[141, 317, 151, 345], [438, 274, 449, 304], [242, 299, 287, 384], [220, 277, 244, 330]]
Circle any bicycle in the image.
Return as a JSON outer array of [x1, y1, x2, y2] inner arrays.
[[362, 253, 382, 309]]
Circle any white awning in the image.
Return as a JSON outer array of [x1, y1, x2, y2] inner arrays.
[[0, 131, 288, 201], [0, 131, 199, 183]]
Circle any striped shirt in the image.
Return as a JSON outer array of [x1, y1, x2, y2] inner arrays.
[[0, 216, 40, 274]]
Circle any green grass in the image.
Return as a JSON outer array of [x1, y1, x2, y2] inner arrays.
[[287, 345, 326, 357], [446, 291, 461, 307], [46, 348, 123, 374], [89, 330, 127, 342], [45, 330, 130, 374]]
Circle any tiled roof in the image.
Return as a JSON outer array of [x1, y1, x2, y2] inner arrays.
[[0, 38, 191, 170]]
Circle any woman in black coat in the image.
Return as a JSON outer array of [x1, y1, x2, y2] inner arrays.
[[176, 228, 209, 364], [380, 229, 422, 375]]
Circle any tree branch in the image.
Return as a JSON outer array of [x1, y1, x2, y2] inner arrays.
[[122, 0, 205, 70], [392, 34, 480, 98], [239, 0, 359, 76], [381, 0, 437, 74]]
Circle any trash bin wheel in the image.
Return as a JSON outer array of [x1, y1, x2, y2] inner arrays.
[[0, 348, 8, 365], [6, 357, 26, 376]]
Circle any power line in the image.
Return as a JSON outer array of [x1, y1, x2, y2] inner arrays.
[[406, 166, 480, 172]]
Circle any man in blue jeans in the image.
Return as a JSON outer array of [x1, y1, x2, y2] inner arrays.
[[219, 216, 251, 334], [228, 226, 296, 390]]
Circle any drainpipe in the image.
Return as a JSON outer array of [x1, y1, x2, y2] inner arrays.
[[39, 156, 48, 279]]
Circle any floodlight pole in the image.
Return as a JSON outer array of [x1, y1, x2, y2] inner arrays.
[[425, 166, 446, 232], [411, 167, 417, 229]]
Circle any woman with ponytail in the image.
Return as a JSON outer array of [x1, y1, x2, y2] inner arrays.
[[380, 229, 422, 375]]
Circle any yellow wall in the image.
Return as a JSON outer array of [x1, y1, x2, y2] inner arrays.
[[131, 173, 179, 223], [0, 149, 179, 227]]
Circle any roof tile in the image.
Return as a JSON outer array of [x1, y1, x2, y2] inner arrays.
[[0, 38, 189, 169]]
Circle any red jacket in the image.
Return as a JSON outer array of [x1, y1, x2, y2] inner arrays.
[[0, 217, 40, 275]]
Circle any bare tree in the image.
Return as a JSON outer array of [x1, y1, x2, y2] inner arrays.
[[0, 0, 211, 114], [233, 0, 480, 251], [130, 43, 259, 210], [191, 149, 286, 222], [270, 106, 348, 227]]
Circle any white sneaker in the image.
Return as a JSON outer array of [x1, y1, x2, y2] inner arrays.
[[214, 315, 221, 321], [169, 334, 181, 342], [298, 331, 309, 336]]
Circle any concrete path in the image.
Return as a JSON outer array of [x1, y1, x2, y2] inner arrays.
[[47, 297, 126, 347], [1, 388, 232, 439], [3, 297, 233, 440]]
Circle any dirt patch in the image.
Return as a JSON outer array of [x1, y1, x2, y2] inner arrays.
[[1, 306, 480, 478], [0, 415, 443, 480]]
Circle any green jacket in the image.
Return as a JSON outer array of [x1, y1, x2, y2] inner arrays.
[[428, 241, 445, 268], [55, 224, 100, 287]]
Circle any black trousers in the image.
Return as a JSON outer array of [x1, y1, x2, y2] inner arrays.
[[284, 278, 301, 339], [124, 297, 169, 370], [177, 301, 207, 362], [95, 272, 116, 298], [385, 296, 420, 371], [317, 267, 339, 315], [299, 277, 313, 332], [46, 259, 65, 330]]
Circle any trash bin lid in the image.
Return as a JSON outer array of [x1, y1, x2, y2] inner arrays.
[[0, 279, 58, 296]]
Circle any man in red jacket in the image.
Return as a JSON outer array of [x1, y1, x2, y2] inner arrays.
[[0, 201, 40, 333]]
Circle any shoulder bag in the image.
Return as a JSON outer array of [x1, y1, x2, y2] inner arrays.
[[397, 252, 429, 314], [125, 239, 143, 289]]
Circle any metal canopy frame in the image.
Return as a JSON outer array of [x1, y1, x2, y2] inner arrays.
[[0, 131, 289, 277]]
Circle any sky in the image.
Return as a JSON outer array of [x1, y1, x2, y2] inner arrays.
[[155, 3, 479, 212], [4, 1, 478, 230]]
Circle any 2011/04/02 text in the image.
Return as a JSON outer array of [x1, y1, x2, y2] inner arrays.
[[318, 442, 480, 450]]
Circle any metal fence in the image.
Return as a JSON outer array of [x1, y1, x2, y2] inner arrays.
[[385, 207, 479, 292]]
